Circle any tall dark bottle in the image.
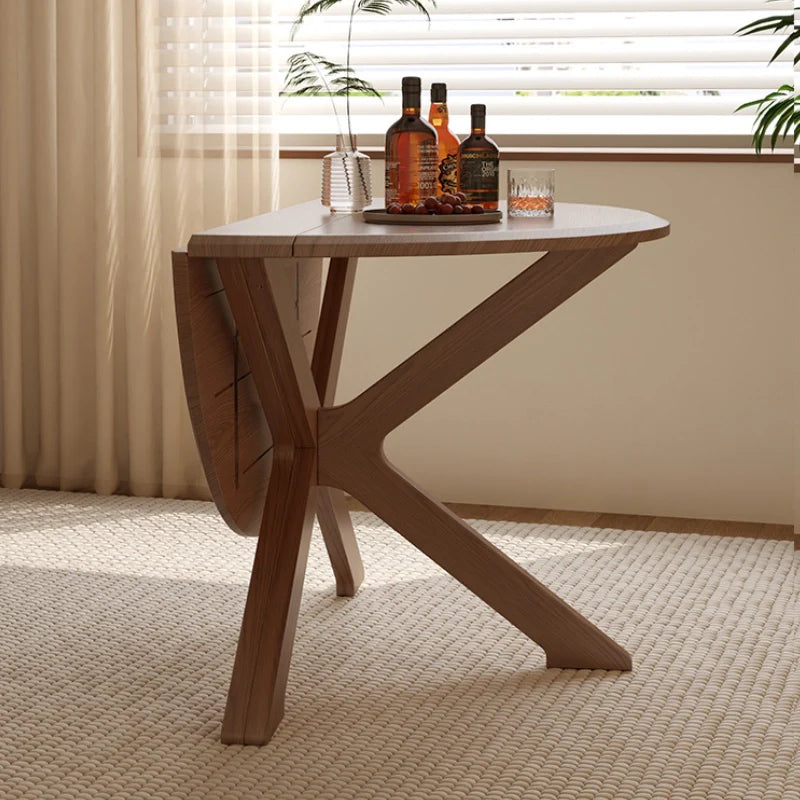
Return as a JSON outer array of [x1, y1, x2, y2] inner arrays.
[[385, 76, 438, 206], [457, 104, 499, 210]]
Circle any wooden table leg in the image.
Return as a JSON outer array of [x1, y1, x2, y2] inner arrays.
[[216, 245, 637, 745], [312, 258, 364, 597], [319, 246, 638, 672], [329, 451, 630, 671], [221, 452, 316, 744], [218, 258, 320, 745]]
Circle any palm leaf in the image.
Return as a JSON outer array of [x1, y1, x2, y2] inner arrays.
[[736, 14, 794, 37], [736, 85, 799, 153], [291, 0, 346, 38], [282, 51, 381, 99], [768, 26, 800, 65], [357, 0, 436, 20], [293, 0, 436, 34]]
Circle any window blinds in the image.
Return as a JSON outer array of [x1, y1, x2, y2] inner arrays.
[[153, 0, 795, 148]]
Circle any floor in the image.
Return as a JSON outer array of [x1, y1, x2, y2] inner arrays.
[[1, 488, 797, 800]]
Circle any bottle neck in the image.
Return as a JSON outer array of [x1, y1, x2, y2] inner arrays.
[[402, 85, 421, 116], [429, 103, 449, 128], [470, 106, 486, 134]]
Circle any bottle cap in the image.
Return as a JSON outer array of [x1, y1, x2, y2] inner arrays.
[[471, 104, 486, 127], [401, 76, 422, 109], [431, 83, 447, 103]]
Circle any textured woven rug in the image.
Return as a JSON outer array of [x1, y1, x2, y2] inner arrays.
[[0, 488, 797, 800]]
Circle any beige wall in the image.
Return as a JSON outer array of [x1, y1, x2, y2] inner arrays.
[[279, 159, 797, 524]]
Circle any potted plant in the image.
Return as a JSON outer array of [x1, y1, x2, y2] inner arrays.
[[283, 0, 437, 211], [736, 2, 799, 154]]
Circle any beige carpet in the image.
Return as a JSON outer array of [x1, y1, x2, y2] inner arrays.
[[0, 488, 797, 800]]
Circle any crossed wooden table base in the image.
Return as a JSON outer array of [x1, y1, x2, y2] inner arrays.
[[175, 201, 669, 745]]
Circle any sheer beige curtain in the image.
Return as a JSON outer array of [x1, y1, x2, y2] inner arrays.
[[0, 0, 279, 497]]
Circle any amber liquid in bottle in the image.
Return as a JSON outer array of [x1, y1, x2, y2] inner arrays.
[[428, 83, 460, 195], [385, 76, 439, 206], [457, 104, 499, 210]]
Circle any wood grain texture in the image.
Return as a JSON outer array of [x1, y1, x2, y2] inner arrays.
[[297, 259, 323, 359], [187, 201, 669, 260], [311, 257, 364, 597], [311, 258, 358, 406], [218, 259, 320, 450], [172, 251, 271, 536], [337, 452, 631, 671], [221, 451, 317, 745], [294, 203, 667, 259], [315, 487, 364, 597], [216, 257, 324, 746], [319, 246, 640, 671], [175, 200, 677, 745], [188, 204, 342, 259], [321, 245, 637, 444]]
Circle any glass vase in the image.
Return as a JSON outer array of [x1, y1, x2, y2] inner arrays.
[[322, 134, 372, 213]]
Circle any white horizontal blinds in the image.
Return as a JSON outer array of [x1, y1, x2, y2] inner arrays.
[[154, 0, 795, 142], [153, 0, 279, 137], [278, 0, 794, 139]]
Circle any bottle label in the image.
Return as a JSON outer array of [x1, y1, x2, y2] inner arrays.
[[438, 153, 458, 193], [459, 153, 499, 201], [385, 160, 400, 204], [417, 141, 439, 196], [385, 143, 438, 204]]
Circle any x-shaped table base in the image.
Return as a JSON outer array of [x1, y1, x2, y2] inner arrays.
[[217, 245, 635, 745]]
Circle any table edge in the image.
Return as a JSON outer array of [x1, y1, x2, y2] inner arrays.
[[187, 202, 671, 260]]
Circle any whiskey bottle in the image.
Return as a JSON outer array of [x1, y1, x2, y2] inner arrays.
[[457, 104, 499, 210], [385, 76, 438, 206], [428, 83, 460, 195]]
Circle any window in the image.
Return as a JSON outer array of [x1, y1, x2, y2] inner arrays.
[[151, 0, 795, 151]]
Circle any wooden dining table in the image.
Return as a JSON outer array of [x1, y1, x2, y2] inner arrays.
[[175, 199, 670, 745]]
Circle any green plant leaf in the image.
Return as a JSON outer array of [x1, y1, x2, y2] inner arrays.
[[292, 0, 436, 35], [357, 0, 436, 20], [736, 14, 794, 37], [291, 0, 346, 38], [768, 27, 800, 65], [770, 102, 796, 150], [740, 85, 799, 153], [282, 51, 381, 99]]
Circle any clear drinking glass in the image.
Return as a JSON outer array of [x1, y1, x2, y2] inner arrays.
[[507, 169, 555, 217]]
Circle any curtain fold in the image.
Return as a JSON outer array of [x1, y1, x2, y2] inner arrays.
[[0, 0, 279, 498]]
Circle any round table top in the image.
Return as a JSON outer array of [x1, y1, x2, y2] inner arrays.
[[188, 200, 670, 260]]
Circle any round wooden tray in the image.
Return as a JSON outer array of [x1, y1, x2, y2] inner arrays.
[[363, 208, 503, 225]]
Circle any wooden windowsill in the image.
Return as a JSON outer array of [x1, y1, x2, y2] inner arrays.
[[281, 147, 793, 164]]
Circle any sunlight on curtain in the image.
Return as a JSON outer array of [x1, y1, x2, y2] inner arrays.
[[0, 0, 279, 498]]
